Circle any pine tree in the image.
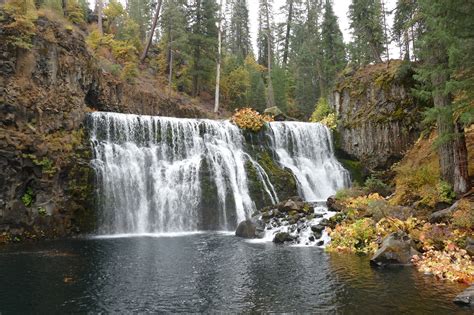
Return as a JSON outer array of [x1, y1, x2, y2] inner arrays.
[[416, 0, 472, 194], [228, 0, 252, 61], [188, 0, 219, 97], [392, 0, 419, 61], [348, 0, 385, 64], [127, 0, 152, 41], [158, 0, 189, 94], [321, 0, 346, 90]]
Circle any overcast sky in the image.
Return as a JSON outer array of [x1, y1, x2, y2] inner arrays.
[[247, 0, 398, 56]]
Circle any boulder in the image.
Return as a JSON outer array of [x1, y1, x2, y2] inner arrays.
[[453, 285, 474, 306], [326, 195, 343, 212], [370, 232, 419, 266], [264, 106, 287, 121], [311, 224, 325, 234], [235, 217, 265, 239], [282, 199, 299, 212], [273, 232, 295, 244]]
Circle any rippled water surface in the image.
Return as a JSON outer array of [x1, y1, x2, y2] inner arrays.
[[0, 233, 470, 314]]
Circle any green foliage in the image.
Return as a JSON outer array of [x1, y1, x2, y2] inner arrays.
[[65, 0, 85, 24], [271, 65, 288, 112], [326, 218, 377, 254], [38, 207, 47, 216], [310, 97, 337, 129], [41, 0, 63, 15], [2, 0, 37, 50], [21, 187, 34, 207], [365, 175, 391, 197], [120, 62, 139, 82]]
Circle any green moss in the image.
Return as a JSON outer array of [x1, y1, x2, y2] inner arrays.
[[338, 158, 366, 185], [256, 151, 298, 200]]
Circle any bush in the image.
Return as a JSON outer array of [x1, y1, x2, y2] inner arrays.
[[452, 199, 474, 229], [326, 218, 378, 254], [231, 108, 273, 132], [365, 175, 391, 196], [21, 187, 34, 207], [310, 98, 332, 122], [2, 0, 37, 49]]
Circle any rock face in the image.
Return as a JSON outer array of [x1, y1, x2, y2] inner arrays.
[[0, 13, 210, 242], [453, 285, 474, 306], [331, 61, 422, 170], [370, 232, 419, 266]]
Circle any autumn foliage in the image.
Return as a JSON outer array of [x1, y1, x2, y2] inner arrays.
[[230, 108, 273, 132]]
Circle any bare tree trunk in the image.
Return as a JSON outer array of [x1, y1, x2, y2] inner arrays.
[[97, 0, 103, 35], [453, 123, 470, 194], [381, 0, 389, 63], [168, 29, 173, 98], [140, 0, 163, 63], [282, 0, 293, 68], [264, 0, 275, 108], [214, 0, 224, 113]]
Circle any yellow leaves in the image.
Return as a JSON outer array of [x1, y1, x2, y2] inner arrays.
[[3, 0, 37, 49], [342, 193, 384, 210], [326, 218, 378, 254], [230, 108, 273, 132]]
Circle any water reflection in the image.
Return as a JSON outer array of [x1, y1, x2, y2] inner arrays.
[[0, 234, 470, 314]]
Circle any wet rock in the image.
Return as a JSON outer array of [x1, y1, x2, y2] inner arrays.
[[309, 235, 315, 242], [370, 232, 419, 266], [313, 231, 322, 239], [319, 218, 330, 227], [235, 218, 265, 239], [282, 199, 299, 212], [264, 106, 287, 121], [453, 284, 474, 306], [311, 224, 325, 234], [273, 232, 295, 244], [316, 240, 324, 246]]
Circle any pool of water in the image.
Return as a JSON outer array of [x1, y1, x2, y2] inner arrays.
[[0, 233, 470, 313]]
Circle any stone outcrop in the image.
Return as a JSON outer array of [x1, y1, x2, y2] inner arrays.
[[0, 13, 210, 242], [370, 232, 420, 266], [331, 61, 422, 170]]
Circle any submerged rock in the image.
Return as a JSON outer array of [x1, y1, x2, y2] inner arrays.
[[453, 285, 474, 306], [235, 218, 265, 239], [370, 232, 419, 266]]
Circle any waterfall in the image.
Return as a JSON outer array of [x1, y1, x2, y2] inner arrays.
[[267, 122, 351, 201], [89, 112, 349, 235]]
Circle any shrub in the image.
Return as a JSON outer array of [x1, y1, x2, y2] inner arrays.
[[120, 62, 139, 82], [310, 98, 332, 122], [365, 175, 391, 196], [2, 0, 37, 49], [452, 199, 474, 229], [326, 218, 378, 254], [231, 108, 273, 132]]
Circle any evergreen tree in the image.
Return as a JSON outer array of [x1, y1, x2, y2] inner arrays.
[[348, 0, 385, 64], [321, 0, 346, 90], [228, 0, 251, 61], [392, 0, 419, 61], [188, 0, 219, 97], [416, 0, 473, 194], [127, 0, 152, 41]]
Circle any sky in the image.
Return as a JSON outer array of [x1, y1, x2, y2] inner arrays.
[[247, 0, 398, 57]]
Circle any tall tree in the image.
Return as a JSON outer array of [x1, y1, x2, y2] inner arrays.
[[281, 0, 294, 67], [140, 0, 162, 63], [321, 0, 346, 91], [127, 0, 152, 41], [188, 0, 218, 97], [417, 0, 472, 194], [348, 0, 385, 64], [214, 0, 224, 112], [96, 0, 103, 34], [228, 0, 251, 61], [392, 0, 419, 61], [257, 0, 275, 108]]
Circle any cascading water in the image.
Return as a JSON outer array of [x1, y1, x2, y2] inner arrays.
[[89, 112, 349, 236], [267, 122, 351, 201]]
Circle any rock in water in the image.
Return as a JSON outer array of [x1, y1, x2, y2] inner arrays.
[[273, 232, 295, 244], [453, 285, 474, 306], [370, 232, 419, 266], [264, 106, 286, 121], [235, 218, 264, 239], [326, 195, 342, 212]]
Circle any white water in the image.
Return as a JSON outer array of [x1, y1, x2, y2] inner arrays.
[[268, 122, 350, 201], [90, 112, 349, 235]]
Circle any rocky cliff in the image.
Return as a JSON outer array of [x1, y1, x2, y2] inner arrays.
[[331, 61, 422, 173], [0, 13, 210, 242]]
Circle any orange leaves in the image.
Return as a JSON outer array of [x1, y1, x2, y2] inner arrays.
[[230, 108, 273, 132]]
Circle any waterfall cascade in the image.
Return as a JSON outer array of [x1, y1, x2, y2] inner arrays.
[[89, 112, 350, 235]]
